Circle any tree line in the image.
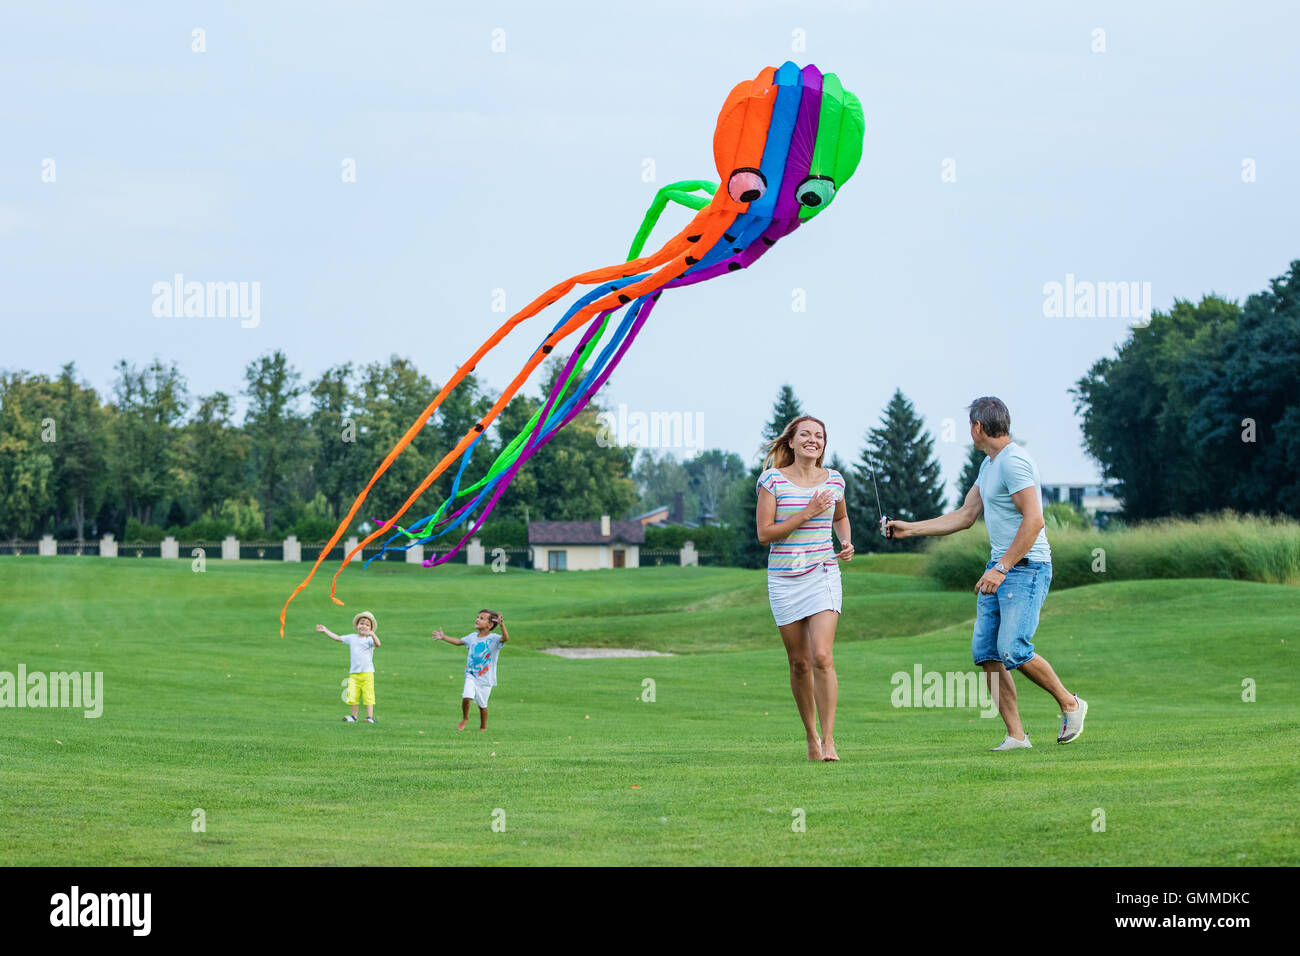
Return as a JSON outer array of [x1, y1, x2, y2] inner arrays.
[[0, 352, 970, 561], [1073, 260, 1300, 519], [0, 353, 641, 545]]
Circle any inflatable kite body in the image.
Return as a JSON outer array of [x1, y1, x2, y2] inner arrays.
[[280, 61, 865, 634]]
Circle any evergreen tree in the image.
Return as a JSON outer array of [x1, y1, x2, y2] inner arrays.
[[957, 443, 986, 499], [728, 385, 807, 568], [826, 452, 854, 546], [763, 384, 805, 447], [855, 389, 947, 552]]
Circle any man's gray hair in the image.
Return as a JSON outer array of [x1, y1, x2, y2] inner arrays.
[[968, 396, 1011, 437]]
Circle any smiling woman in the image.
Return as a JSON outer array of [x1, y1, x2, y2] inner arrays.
[[755, 415, 853, 762]]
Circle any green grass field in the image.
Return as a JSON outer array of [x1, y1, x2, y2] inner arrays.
[[1, 555, 1296, 865]]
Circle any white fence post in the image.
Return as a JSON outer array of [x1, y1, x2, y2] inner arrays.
[[467, 537, 485, 566], [100, 533, 118, 557], [406, 545, 424, 564], [161, 536, 179, 559], [283, 535, 301, 562], [344, 536, 361, 563], [221, 535, 240, 560], [39, 534, 57, 557], [681, 540, 698, 567]]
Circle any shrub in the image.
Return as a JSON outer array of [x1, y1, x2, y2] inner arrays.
[[124, 518, 166, 544], [476, 517, 527, 549], [1044, 502, 1089, 531], [923, 512, 1300, 590], [293, 514, 340, 543], [644, 524, 733, 553]]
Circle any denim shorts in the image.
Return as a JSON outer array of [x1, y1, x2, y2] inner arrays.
[[971, 560, 1052, 670]]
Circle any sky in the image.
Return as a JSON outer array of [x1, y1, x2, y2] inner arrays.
[[3, 0, 1297, 503]]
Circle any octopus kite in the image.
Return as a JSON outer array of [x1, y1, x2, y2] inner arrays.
[[279, 61, 865, 635]]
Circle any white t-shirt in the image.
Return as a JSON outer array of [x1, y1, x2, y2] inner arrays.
[[341, 634, 376, 674], [461, 632, 504, 687]]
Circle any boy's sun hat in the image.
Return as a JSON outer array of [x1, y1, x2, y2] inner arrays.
[[352, 611, 377, 630]]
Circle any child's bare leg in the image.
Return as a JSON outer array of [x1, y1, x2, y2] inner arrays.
[[479, 707, 487, 730], [350, 704, 359, 718], [457, 697, 469, 730], [365, 704, 374, 718]]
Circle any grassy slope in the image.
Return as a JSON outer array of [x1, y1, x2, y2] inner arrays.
[[0, 557, 1295, 865]]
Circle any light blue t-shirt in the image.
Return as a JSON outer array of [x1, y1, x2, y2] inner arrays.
[[975, 443, 1051, 563], [462, 633, 504, 687]]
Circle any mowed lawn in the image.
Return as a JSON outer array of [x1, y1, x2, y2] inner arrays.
[[0, 556, 1295, 866]]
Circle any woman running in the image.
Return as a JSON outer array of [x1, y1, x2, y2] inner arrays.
[[755, 415, 854, 761]]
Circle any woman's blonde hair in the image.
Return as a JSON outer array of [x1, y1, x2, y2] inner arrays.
[[762, 416, 828, 470]]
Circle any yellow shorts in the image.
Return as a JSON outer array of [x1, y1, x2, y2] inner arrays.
[[346, 672, 375, 706]]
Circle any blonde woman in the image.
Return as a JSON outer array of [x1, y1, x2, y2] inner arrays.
[[756, 416, 853, 761]]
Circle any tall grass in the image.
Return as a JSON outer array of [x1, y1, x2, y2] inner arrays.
[[923, 513, 1300, 590]]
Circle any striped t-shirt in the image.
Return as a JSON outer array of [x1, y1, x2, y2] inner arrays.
[[757, 467, 846, 576]]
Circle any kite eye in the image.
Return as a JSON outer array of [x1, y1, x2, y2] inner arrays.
[[796, 175, 836, 208], [728, 168, 767, 203]]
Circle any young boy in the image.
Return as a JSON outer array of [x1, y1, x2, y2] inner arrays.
[[317, 611, 381, 723], [432, 609, 508, 731]]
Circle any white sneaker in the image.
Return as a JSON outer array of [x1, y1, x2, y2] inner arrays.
[[989, 735, 1033, 751], [343, 715, 358, 722], [1058, 695, 1088, 743]]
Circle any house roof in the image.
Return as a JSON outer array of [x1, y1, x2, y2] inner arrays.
[[632, 506, 670, 525], [528, 520, 646, 545]]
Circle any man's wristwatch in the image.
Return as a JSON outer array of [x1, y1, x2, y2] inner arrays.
[[993, 562, 1010, 574]]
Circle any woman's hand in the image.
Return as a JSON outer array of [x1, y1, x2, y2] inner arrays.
[[804, 489, 836, 517], [836, 541, 854, 561]]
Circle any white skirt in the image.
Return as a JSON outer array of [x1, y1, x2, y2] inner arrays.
[[768, 561, 842, 626]]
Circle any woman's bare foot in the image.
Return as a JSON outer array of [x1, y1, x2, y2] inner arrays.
[[456, 719, 467, 730], [807, 735, 824, 761], [821, 739, 840, 762]]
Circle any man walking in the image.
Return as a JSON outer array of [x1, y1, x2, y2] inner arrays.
[[887, 397, 1087, 750]]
